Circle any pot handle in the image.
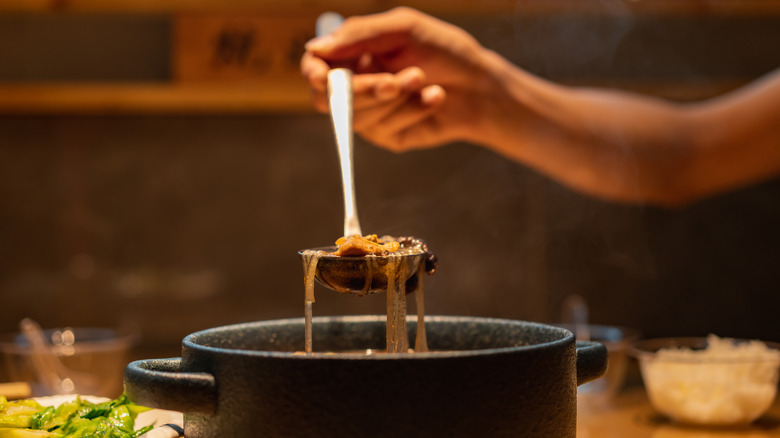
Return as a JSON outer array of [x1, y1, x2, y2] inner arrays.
[[124, 358, 217, 415], [575, 341, 608, 386]]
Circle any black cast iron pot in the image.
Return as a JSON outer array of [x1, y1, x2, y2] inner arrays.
[[124, 315, 607, 438]]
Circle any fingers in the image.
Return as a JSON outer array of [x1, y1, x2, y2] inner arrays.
[[302, 52, 451, 152], [305, 7, 423, 61], [357, 85, 447, 152], [303, 35, 447, 153], [307, 66, 428, 114], [354, 84, 443, 131], [300, 51, 329, 93], [354, 73, 402, 105], [353, 67, 425, 108], [301, 8, 435, 113]]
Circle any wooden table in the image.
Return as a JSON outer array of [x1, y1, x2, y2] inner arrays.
[[578, 388, 780, 438]]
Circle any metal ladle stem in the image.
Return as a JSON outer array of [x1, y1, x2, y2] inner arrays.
[[328, 68, 362, 237], [317, 12, 362, 238]]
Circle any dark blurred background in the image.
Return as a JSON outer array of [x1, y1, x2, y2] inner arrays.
[[1, 1, 779, 362]]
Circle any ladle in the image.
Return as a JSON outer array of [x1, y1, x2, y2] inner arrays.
[[302, 246, 426, 295], [300, 13, 425, 295]]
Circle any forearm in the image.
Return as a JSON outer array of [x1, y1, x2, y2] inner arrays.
[[685, 71, 780, 199], [472, 51, 696, 205], [473, 51, 780, 206]]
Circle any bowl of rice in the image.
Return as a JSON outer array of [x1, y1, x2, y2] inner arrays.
[[630, 334, 780, 426]]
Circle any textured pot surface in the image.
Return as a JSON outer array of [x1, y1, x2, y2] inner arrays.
[[125, 315, 607, 438]]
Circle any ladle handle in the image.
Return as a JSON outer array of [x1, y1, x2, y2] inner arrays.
[[328, 68, 362, 237], [317, 12, 362, 238], [316, 12, 343, 38]]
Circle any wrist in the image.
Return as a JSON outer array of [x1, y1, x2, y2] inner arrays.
[[469, 49, 569, 162], [465, 49, 531, 151]]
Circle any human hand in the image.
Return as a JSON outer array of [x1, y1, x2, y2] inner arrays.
[[301, 7, 500, 151]]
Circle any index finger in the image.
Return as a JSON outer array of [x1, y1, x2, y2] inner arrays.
[[300, 51, 329, 92]]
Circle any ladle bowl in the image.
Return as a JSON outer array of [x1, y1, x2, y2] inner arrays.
[[299, 247, 426, 295]]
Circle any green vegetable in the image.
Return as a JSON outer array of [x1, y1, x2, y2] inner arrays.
[[0, 429, 54, 437], [0, 395, 153, 438]]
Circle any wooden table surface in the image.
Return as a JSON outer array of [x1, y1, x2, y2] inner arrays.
[[578, 388, 780, 438]]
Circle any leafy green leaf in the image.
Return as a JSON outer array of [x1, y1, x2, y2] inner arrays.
[[0, 428, 55, 437], [0, 394, 152, 438]]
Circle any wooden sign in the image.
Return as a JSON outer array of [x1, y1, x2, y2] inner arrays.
[[173, 15, 317, 83]]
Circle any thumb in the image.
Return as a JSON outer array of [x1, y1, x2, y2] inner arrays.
[[305, 10, 415, 62]]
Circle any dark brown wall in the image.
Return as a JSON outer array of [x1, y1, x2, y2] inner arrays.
[[1, 10, 779, 359]]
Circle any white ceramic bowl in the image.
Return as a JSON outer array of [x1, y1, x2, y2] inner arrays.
[[630, 335, 780, 426]]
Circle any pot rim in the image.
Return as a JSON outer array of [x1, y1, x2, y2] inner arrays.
[[551, 323, 641, 350], [181, 314, 575, 360]]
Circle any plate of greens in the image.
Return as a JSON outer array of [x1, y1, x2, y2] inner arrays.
[[0, 393, 183, 437]]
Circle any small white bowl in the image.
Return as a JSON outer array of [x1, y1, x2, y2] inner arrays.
[[630, 335, 780, 426]]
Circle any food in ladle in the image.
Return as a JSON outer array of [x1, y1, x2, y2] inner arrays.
[[333, 235, 438, 274], [301, 235, 437, 355], [333, 234, 400, 256]]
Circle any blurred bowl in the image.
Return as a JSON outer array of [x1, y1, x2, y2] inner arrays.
[[630, 335, 780, 426], [556, 324, 640, 404], [0, 326, 136, 398]]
